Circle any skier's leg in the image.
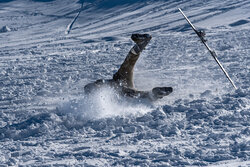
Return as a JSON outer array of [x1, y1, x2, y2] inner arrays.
[[121, 86, 173, 101], [113, 34, 152, 88]]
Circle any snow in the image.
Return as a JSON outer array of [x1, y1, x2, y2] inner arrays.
[[0, 0, 249, 166]]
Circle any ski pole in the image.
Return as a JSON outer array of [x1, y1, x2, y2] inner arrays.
[[178, 8, 237, 90], [65, 3, 84, 34]]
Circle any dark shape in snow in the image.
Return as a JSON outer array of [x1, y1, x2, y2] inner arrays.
[[83, 39, 97, 43], [0, 0, 14, 3], [0, 25, 11, 33], [32, 0, 55, 2], [78, 0, 145, 8], [229, 20, 249, 27], [101, 36, 119, 42]]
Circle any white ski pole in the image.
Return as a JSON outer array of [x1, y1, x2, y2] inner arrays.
[[65, 3, 84, 35], [178, 8, 237, 90]]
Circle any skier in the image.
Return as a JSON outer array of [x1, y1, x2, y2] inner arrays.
[[84, 34, 173, 101]]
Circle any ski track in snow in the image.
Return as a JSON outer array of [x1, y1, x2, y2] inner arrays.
[[0, 0, 249, 166]]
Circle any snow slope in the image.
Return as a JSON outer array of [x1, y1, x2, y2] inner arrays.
[[0, 0, 249, 166]]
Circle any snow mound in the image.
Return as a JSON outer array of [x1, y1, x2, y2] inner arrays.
[[57, 86, 153, 120]]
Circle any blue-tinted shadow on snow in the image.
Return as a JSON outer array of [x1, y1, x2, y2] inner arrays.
[[0, 113, 52, 141], [32, 0, 55, 2], [0, 0, 56, 2], [0, 0, 14, 3], [229, 20, 249, 27], [101, 36, 119, 42], [72, 36, 120, 43], [78, 0, 145, 9]]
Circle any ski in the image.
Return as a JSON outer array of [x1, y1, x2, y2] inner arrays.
[[178, 8, 237, 90]]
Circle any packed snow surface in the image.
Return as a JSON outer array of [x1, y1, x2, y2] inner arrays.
[[0, 0, 249, 166]]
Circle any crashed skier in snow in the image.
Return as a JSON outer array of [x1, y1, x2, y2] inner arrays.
[[84, 34, 173, 101]]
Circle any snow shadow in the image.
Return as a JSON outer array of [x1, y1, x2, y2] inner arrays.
[[0, 0, 14, 3], [229, 19, 249, 27], [78, 0, 145, 8], [32, 0, 55, 2], [0, 112, 58, 140]]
